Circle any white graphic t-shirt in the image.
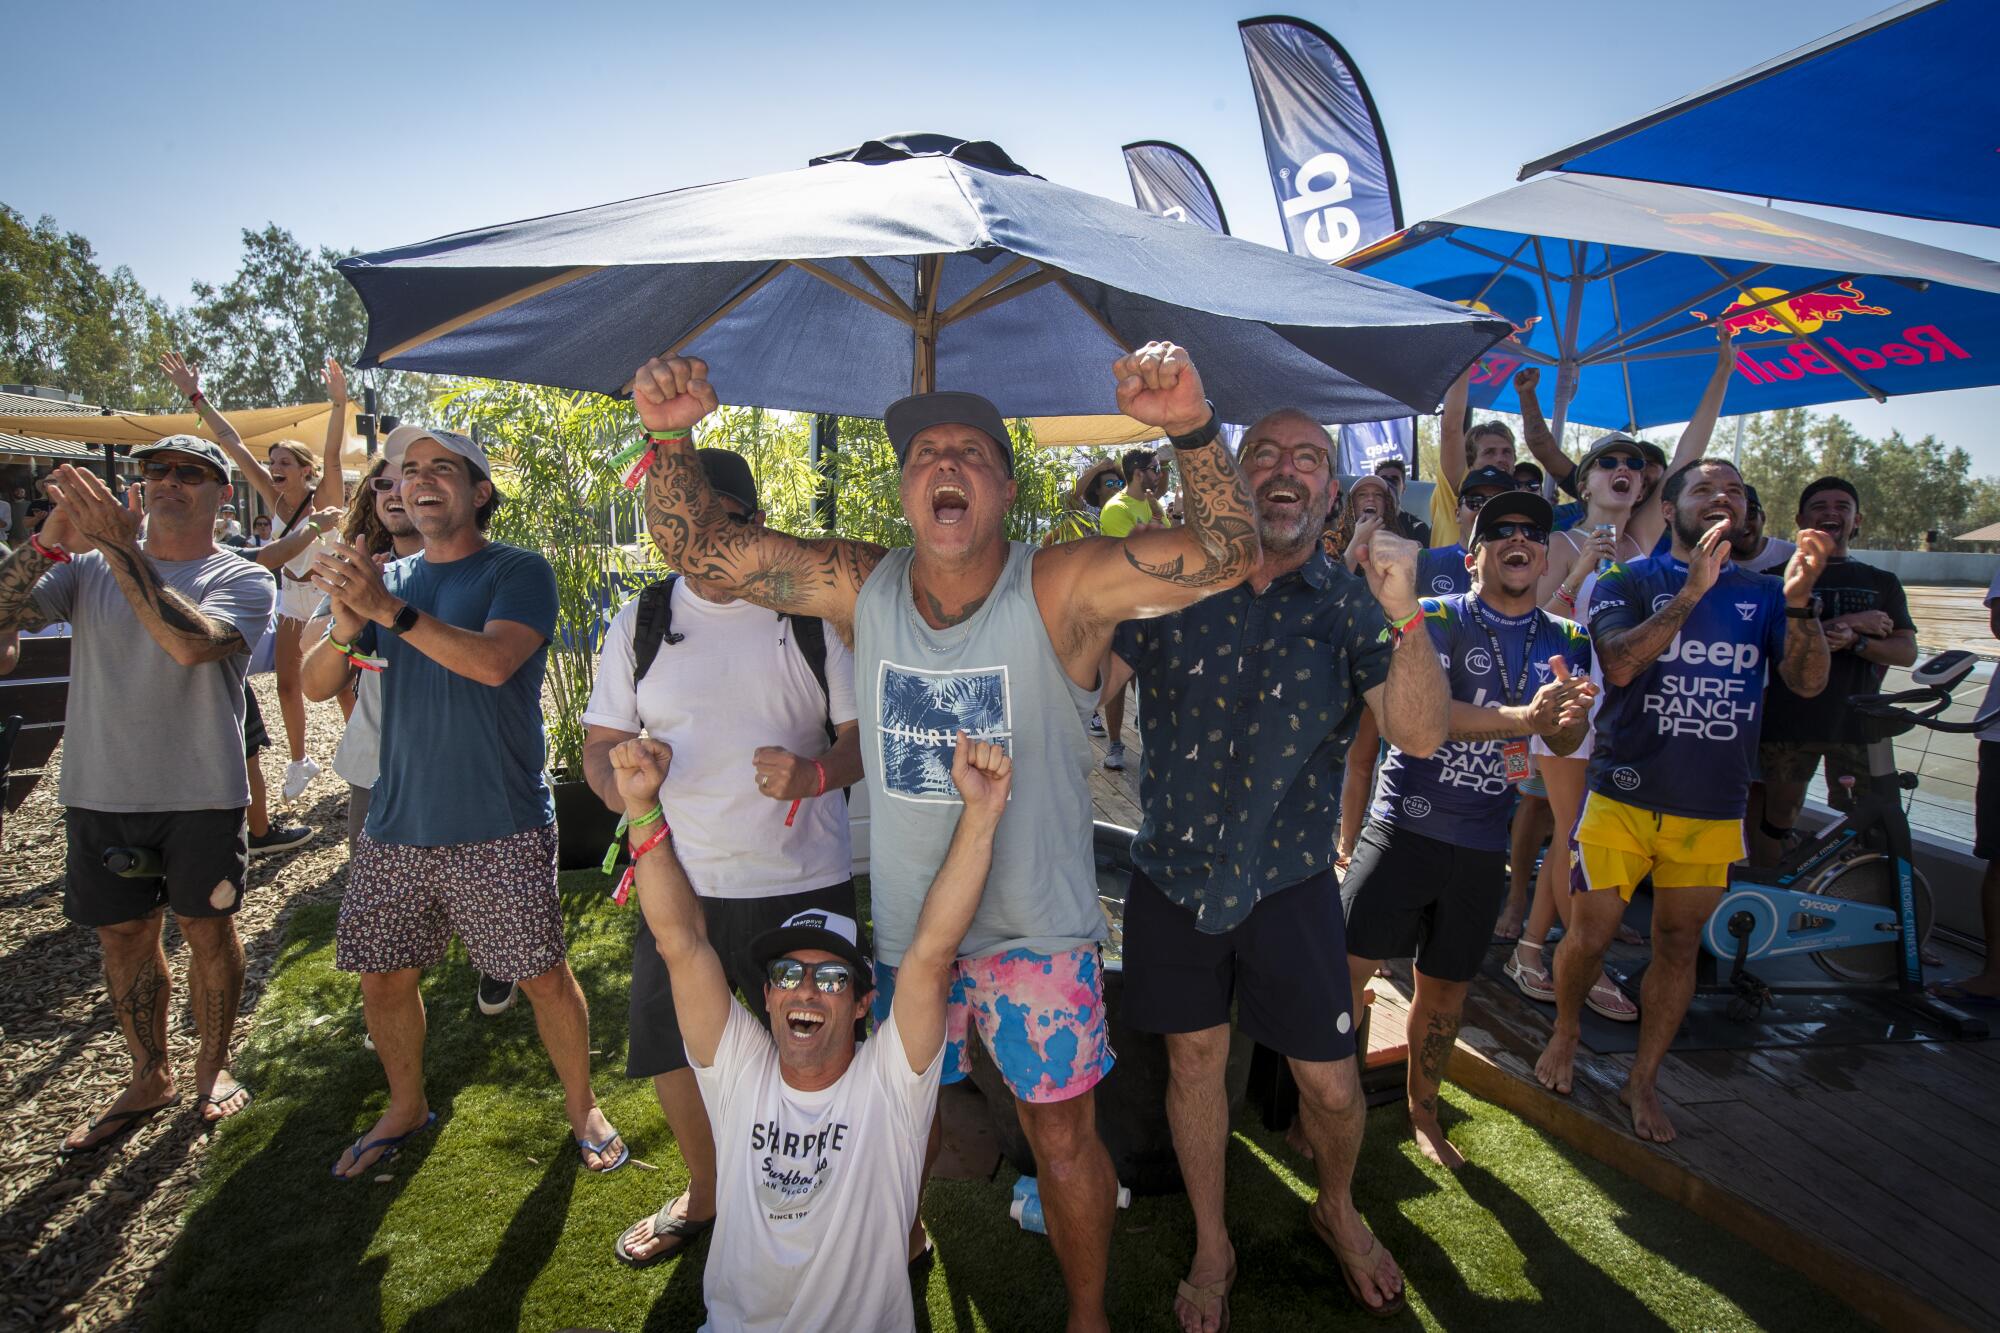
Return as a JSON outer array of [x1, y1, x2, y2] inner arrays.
[[692, 1003, 942, 1332]]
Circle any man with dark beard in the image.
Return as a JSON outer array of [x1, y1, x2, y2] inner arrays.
[[1103, 407, 1449, 1326], [1535, 458, 1833, 1144]]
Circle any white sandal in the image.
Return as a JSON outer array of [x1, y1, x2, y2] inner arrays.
[[1586, 972, 1639, 1022], [1505, 947, 1556, 1002]]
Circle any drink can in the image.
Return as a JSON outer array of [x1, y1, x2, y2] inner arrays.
[[1593, 523, 1616, 572]]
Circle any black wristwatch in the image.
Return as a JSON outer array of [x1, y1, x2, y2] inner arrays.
[[1784, 598, 1820, 620], [387, 602, 420, 635], [1167, 402, 1221, 450]]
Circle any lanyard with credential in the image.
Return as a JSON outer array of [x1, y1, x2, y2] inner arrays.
[[1468, 599, 1541, 784]]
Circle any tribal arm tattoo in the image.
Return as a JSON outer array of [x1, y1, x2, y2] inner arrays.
[[97, 536, 245, 665], [1594, 587, 1700, 687], [1116, 437, 1259, 595], [644, 438, 883, 631], [0, 543, 55, 632], [1777, 614, 1830, 697]]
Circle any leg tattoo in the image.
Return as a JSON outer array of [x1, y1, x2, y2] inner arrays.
[[1415, 1011, 1460, 1117], [118, 957, 169, 1080]]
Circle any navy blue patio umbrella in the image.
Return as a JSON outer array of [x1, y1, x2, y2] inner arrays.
[[1342, 174, 2000, 433], [1517, 1, 1998, 230], [337, 135, 1508, 425]]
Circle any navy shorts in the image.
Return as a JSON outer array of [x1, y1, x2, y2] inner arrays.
[[1340, 819, 1506, 984]]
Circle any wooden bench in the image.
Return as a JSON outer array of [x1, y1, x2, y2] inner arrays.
[[2, 633, 71, 822]]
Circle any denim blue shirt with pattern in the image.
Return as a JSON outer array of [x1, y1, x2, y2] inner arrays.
[[1112, 550, 1393, 933]]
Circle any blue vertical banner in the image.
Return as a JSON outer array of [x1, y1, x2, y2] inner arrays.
[[1122, 141, 1231, 235], [1240, 15, 1410, 472]]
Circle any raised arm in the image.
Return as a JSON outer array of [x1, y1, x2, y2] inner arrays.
[[633, 356, 881, 636], [44, 466, 247, 666], [249, 505, 341, 572], [893, 733, 1011, 1074], [1355, 532, 1450, 758], [311, 359, 350, 511], [1445, 655, 1597, 755], [611, 737, 734, 1067], [0, 542, 57, 634], [1775, 530, 1832, 697], [1439, 366, 1472, 492], [1513, 367, 1574, 491], [308, 538, 544, 688], [1669, 326, 1735, 474], [1594, 521, 1728, 687], [159, 353, 279, 512], [1040, 345, 1259, 650]]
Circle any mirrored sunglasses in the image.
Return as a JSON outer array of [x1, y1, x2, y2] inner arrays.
[[765, 958, 854, 994]]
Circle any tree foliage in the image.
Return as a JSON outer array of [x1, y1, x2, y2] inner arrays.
[[1737, 407, 1983, 549]]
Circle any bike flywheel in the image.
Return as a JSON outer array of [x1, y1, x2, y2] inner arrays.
[[1804, 853, 1935, 984]]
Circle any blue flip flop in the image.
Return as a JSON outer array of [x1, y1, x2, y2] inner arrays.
[[576, 1129, 629, 1174], [332, 1110, 438, 1180]]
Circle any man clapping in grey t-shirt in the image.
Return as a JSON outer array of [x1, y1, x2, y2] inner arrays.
[[0, 438, 276, 1156]]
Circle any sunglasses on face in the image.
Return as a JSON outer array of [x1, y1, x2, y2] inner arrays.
[[142, 461, 220, 485], [1483, 522, 1549, 545], [1594, 454, 1647, 472], [1460, 492, 1502, 512], [368, 476, 399, 494], [765, 958, 855, 994]]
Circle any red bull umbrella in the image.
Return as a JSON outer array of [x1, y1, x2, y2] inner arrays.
[[1342, 175, 2000, 431], [1518, 1, 1997, 231]]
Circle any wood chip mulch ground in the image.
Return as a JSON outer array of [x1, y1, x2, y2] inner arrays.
[[0, 679, 354, 1333]]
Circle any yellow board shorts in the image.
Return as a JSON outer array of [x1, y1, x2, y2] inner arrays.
[[1574, 791, 1744, 900]]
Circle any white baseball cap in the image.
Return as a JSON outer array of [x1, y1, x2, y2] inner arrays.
[[383, 423, 494, 478]]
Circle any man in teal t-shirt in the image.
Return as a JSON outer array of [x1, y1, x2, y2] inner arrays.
[[304, 423, 624, 1182]]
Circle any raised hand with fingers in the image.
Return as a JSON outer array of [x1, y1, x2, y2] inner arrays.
[[1356, 528, 1422, 621], [1113, 342, 1210, 437], [950, 731, 1013, 823], [1784, 529, 1835, 607], [609, 736, 673, 813], [1685, 520, 1732, 600], [158, 351, 201, 399], [45, 465, 141, 554], [632, 356, 719, 434], [323, 357, 349, 406], [309, 539, 397, 624]]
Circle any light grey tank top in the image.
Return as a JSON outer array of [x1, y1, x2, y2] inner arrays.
[[855, 541, 1104, 965]]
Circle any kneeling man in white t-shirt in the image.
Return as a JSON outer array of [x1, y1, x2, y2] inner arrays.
[[607, 729, 1012, 1333]]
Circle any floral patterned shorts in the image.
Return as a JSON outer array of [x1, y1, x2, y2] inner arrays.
[[871, 945, 1114, 1104], [337, 824, 565, 982]]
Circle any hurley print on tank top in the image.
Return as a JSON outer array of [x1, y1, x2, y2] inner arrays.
[[875, 661, 1012, 803]]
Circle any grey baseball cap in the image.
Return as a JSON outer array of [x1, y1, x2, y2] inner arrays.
[[884, 391, 1014, 476], [132, 435, 230, 479], [384, 423, 495, 477]]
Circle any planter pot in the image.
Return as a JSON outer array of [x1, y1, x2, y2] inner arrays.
[[968, 822, 1254, 1196], [552, 774, 620, 872]]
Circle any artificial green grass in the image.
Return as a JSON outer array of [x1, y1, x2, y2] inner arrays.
[[156, 872, 1870, 1332]]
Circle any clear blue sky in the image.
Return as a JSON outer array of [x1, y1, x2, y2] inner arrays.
[[10, 0, 1996, 467]]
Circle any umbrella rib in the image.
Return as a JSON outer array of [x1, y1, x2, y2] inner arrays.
[[1444, 235, 1556, 283], [378, 265, 605, 363], [792, 260, 917, 326], [1052, 276, 1135, 356], [614, 261, 794, 394], [1697, 258, 1886, 402], [939, 256, 1034, 323], [1467, 237, 1534, 310], [845, 258, 915, 314], [1574, 264, 1771, 361], [1528, 236, 1564, 358], [941, 265, 1065, 326]]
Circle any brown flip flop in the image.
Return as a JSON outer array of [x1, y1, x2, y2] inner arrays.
[[1309, 1206, 1406, 1319]]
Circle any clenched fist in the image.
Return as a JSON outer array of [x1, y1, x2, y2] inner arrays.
[[609, 736, 673, 813], [1355, 528, 1422, 621], [631, 356, 719, 434], [1113, 342, 1209, 437]]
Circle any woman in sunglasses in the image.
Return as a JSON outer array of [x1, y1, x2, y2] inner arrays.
[[160, 351, 351, 803], [606, 728, 1011, 1332]]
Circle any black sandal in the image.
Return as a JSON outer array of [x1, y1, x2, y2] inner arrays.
[[614, 1199, 714, 1269], [59, 1097, 181, 1158]]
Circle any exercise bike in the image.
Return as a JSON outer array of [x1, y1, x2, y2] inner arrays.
[[1700, 649, 1990, 1037]]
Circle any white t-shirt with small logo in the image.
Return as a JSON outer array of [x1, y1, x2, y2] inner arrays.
[[692, 1003, 941, 1333]]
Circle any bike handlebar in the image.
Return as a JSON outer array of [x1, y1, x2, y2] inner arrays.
[[1849, 684, 2000, 734]]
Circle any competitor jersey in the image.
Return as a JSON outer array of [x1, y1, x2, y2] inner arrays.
[[1373, 593, 1592, 852], [1416, 544, 1471, 598], [1586, 556, 1788, 819]]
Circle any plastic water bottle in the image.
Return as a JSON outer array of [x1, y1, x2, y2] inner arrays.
[[1009, 1176, 1131, 1234], [102, 846, 165, 878]]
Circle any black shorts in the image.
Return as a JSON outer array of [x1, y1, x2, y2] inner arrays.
[[244, 684, 269, 757], [65, 806, 250, 928], [627, 878, 859, 1078], [1340, 819, 1505, 983], [1121, 866, 1357, 1063], [1978, 741, 2000, 861]]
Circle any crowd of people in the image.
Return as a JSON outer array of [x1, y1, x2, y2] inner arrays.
[[0, 327, 1979, 1333]]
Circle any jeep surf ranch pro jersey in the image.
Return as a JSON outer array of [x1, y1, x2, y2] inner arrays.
[[1585, 556, 1788, 819], [1372, 593, 1592, 851]]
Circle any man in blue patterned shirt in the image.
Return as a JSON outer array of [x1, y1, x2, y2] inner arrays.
[[1107, 408, 1448, 1324]]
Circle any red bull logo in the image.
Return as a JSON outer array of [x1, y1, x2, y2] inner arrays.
[[1697, 281, 1889, 336], [1731, 325, 1969, 385]]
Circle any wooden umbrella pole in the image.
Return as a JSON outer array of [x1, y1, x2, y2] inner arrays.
[[912, 254, 942, 394]]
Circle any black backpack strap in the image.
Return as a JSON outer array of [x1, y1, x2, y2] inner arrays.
[[783, 612, 835, 744], [632, 573, 682, 688]]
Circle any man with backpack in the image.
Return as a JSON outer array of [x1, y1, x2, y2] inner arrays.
[[581, 447, 863, 1270]]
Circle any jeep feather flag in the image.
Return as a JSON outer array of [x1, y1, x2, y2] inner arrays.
[[1240, 15, 1410, 470], [1122, 141, 1230, 235]]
